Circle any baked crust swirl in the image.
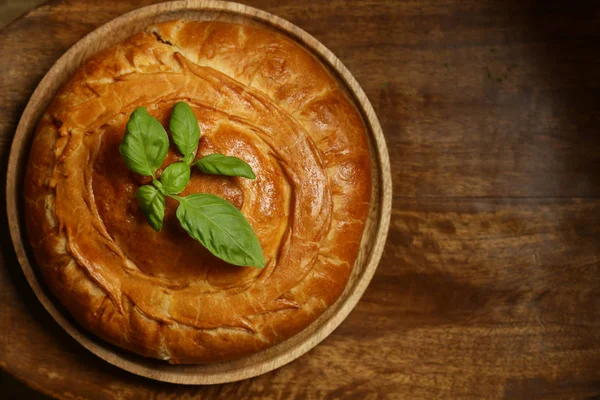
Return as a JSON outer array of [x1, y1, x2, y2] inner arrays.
[[25, 20, 371, 363]]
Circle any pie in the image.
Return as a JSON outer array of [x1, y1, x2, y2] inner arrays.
[[24, 20, 371, 363]]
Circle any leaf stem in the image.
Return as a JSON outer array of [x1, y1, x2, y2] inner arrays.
[[152, 178, 168, 196], [169, 194, 184, 202]]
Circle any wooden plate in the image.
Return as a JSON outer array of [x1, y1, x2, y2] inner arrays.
[[6, 0, 391, 385]]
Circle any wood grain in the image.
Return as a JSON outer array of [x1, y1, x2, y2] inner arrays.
[[5, 0, 391, 384], [1, 0, 600, 398]]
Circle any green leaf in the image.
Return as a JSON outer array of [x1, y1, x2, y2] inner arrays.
[[137, 185, 165, 231], [182, 153, 195, 166], [170, 102, 201, 163], [195, 154, 256, 180], [175, 194, 265, 268], [159, 162, 190, 194], [152, 179, 167, 196], [120, 107, 169, 177]]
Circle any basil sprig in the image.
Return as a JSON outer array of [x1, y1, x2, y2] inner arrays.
[[120, 103, 264, 268]]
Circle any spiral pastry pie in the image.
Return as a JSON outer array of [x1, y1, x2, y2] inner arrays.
[[24, 20, 371, 363]]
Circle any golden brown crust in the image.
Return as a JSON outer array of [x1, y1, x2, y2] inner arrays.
[[24, 20, 371, 363]]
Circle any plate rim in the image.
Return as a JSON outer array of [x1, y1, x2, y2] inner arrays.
[[5, 0, 392, 385]]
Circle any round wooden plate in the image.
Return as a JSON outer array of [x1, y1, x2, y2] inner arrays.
[[6, 0, 391, 385]]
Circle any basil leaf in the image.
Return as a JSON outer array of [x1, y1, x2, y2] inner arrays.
[[120, 107, 169, 177], [152, 179, 167, 196], [159, 162, 190, 194], [195, 154, 256, 180], [170, 102, 201, 163], [137, 185, 165, 231], [176, 194, 265, 268]]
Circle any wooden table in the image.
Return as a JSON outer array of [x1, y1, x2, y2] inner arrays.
[[1, 0, 599, 398]]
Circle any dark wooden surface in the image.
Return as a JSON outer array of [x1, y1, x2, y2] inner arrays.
[[1, 0, 599, 398]]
